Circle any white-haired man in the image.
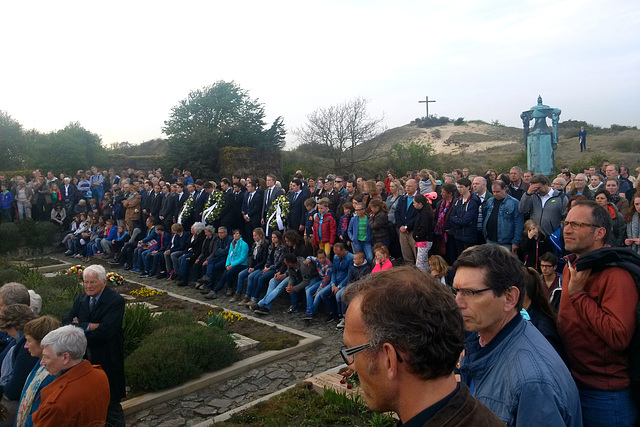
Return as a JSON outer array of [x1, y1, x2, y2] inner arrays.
[[34, 325, 110, 425], [63, 264, 125, 426]]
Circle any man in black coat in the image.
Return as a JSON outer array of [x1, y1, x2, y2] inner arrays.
[[192, 180, 208, 225], [288, 178, 306, 234], [218, 178, 236, 231], [242, 180, 263, 243], [63, 264, 125, 427], [262, 174, 284, 224], [148, 183, 164, 219], [159, 183, 177, 231]]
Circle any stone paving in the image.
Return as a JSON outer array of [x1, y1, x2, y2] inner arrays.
[[107, 264, 346, 426]]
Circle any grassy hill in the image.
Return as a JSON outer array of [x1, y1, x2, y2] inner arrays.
[[287, 120, 640, 178]]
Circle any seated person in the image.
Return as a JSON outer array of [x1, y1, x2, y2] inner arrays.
[[302, 249, 333, 321]]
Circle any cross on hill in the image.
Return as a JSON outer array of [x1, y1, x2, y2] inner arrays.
[[418, 96, 436, 118]]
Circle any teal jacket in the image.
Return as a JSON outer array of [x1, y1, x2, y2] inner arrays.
[[225, 238, 249, 267]]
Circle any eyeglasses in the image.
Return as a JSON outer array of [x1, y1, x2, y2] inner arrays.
[[335, 180, 343, 183], [560, 220, 599, 230], [451, 286, 497, 298], [540, 264, 555, 269], [340, 343, 403, 365]]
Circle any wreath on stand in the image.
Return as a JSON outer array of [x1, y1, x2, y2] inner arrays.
[[177, 195, 195, 224], [202, 191, 225, 224], [266, 194, 290, 234]]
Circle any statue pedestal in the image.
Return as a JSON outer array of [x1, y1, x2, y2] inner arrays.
[[527, 132, 555, 176]]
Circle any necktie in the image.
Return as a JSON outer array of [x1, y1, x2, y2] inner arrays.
[[248, 193, 253, 205], [267, 189, 272, 205], [89, 297, 96, 314], [293, 192, 298, 202]]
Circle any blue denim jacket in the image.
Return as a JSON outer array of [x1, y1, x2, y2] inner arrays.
[[460, 315, 582, 427], [482, 194, 524, 245]]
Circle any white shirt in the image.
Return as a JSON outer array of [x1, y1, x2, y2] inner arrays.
[[540, 188, 554, 208]]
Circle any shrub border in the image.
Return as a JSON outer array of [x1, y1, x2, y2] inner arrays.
[[120, 280, 322, 416]]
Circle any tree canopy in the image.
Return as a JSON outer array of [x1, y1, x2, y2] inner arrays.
[[163, 81, 286, 178]]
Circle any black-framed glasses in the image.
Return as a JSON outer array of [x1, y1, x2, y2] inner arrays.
[[340, 343, 403, 365], [561, 220, 599, 230], [451, 286, 497, 298]]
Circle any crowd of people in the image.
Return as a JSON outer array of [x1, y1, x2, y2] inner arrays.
[[1, 159, 639, 425]]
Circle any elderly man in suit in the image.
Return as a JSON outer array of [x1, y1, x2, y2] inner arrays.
[[63, 264, 125, 427]]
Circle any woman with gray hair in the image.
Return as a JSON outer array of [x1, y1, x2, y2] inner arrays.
[[0, 304, 38, 425], [174, 222, 207, 284]]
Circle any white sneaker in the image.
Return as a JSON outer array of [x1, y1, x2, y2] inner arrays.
[[336, 318, 345, 329]]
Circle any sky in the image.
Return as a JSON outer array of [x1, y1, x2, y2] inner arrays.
[[1, 0, 638, 149]]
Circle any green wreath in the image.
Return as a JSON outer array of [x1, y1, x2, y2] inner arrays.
[[203, 191, 225, 224], [178, 195, 195, 224]]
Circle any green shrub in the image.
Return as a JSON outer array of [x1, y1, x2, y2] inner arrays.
[[123, 304, 153, 356], [0, 223, 20, 254], [613, 138, 639, 152], [149, 310, 194, 332], [32, 274, 83, 319], [0, 220, 60, 254], [125, 324, 238, 392], [454, 117, 466, 126], [0, 268, 24, 285]]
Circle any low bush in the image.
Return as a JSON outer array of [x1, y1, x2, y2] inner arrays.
[[123, 304, 153, 356], [149, 310, 194, 332], [0, 220, 60, 254], [613, 138, 639, 152], [125, 324, 238, 392]]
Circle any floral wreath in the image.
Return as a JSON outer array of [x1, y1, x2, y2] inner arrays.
[[267, 194, 290, 231], [106, 272, 124, 287], [203, 191, 225, 224], [177, 194, 195, 224]]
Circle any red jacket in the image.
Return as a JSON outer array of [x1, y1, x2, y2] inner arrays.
[[33, 360, 110, 426], [312, 211, 337, 247], [557, 266, 638, 390]]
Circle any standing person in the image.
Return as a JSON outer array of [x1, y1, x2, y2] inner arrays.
[[341, 267, 502, 426], [412, 194, 434, 273], [447, 178, 480, 262], [14, 181, 33, 221], [433, 183, 456, 264], [625, 192, 640, 254], [519, 219, 554, 270], [242, 180, 263, 244], [558, 200, 639, 425], [368, 199, 390, 248], [395, 179, 419, 265], [539, 252, 563, 312], [0, 184, 12, 223], [123, 183, 141, 235], [312, 198, 336, 256], [455, 245, 582, 426], [262, 174, 284, 226], [483, 180, 523, 252], [33, 177, 50, 221], [347, 203, 374, 264], [507, 167, 529, 201], [288, 179, 306, 234], [519, 174, 568, 236], [578, 126, 587, 152], [63, 265, 125, 427], [472, 176, 492, 244], [89, 166, 104, 204], [568, 173, 592, 200], [594, 188, 626, 247]]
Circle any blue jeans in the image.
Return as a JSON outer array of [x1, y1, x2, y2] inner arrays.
[[236, 268, 262, 295], [352, 240, 374, 264], [579, 387, 637, 426], [335, 287, 347, 317], [213, 265, 246, 292], [258, 276, 289, 310], [320, 284, 338, 315], [248, 269, 276, 301], [303, 278, 322, 313], [205, 257, 227, 279]]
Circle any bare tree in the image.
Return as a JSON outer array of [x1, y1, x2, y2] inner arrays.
[[295, 97, 385, 172]]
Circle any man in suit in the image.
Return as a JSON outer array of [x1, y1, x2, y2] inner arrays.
[[288, 178, 306, 234], [192, 180, 208, 224], [218, 178, 236, 231], [148, 183, 164, 219], [139, 181, 152, 221], [63, 264, 125, 427], [159, 183, 177, 231], [60, 177, 76, 213], [232, 181, 245, 231], [242, 179, 263, 243], [262, 174, 284, 226]]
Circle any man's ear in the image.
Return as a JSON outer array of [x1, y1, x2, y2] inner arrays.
[[381, 342, 401, 380], [504, 286, 520, 312]]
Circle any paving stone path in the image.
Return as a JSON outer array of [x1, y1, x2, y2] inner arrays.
[[113, 267, 346, 426]]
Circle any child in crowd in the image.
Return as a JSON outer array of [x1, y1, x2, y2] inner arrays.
[[88, 198, 99, 216], [0, 183, 13, 223], [336, 202, 353, 248], [302, 249, 333, 321], [371, 243, 393, 273], [50, 204, 66, 229], [428, 255, 453, 286], [412, 194, 434, 273], [312, 198, 336, 256], [303, 198, 317, 253], [348, 251, 371, 284]]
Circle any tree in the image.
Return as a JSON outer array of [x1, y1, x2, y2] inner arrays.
[[295, 97, 385, 173], [389, 140, 436, 175], [163, 81, 285, 178], [0, 111, 26, 170]]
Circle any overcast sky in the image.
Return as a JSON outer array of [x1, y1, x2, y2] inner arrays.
[[1, 0, 638, 149]]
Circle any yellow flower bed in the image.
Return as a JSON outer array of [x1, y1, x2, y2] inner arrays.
[[129, 286, 165, 297]]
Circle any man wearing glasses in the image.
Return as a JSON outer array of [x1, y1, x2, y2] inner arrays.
[[558, 200, 638, 425], [454, 245, 581, 426], [341, 267, 502, 426]]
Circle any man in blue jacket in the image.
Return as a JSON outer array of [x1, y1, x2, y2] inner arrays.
[[455, 245, 581, 426], [483, 181, 524, 252], [394, 179, 419, 265], [323, 243, 353, 326]]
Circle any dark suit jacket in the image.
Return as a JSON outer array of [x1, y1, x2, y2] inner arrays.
[[160, 192, 177, 220], [193, 190, 208, 222], [149, 191, 163, 218], [176, 192, 189, 212], [262, 186, 285, 219], [61, 184, 76, 205], [63, 286, 125, 402], [219, 189, 236, 229], [288, 191, 306, 230], [243, 191, 264, 229]]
